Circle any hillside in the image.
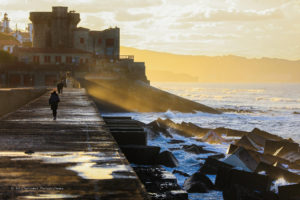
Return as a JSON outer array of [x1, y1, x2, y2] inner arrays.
[[120, 46, 300, 83]]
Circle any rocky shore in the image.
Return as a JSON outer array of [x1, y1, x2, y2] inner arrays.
[[105, 116, 300, 200]]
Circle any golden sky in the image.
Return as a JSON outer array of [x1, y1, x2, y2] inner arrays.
[[1, 0, 300, 60]]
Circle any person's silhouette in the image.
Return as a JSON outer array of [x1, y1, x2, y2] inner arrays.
[[49, 90, 60, 120]]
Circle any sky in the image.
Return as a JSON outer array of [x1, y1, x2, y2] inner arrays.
[[1, 0, 300, 60]]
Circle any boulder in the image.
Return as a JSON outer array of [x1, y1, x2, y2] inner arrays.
[[223, 169, 272, 193], [207, 153, 225, 160], [278, 183, 300, 200], [223, 184, 278, 200], [120, 145, 161, 165], [133, 166, 182, 199], [255, 162, 300, 183], [147, 118, 173, 138], [201, 130, 227, 144], [166, 190, 188, 200], [246, 132, 266, 147], [264, 139, 299, 157], [200, 157, 233, 175], [183, 172, 214, 193], [182, 144, 216, 154], [235, 135, 261, 151], [179, 122, 211, 137], [227, 144, 239, 154], [215, 165, 234, 190], [282, 151, 300, 163], [251, 128, 282, 141], [223, 147, 261, 171], [168, 147, 181, 151], [214, 127, 249, 137], [260, 152, 291, 166], [172, 170, 190, 177], [156, 151, 179, 168], [168, 139, 185, 144]]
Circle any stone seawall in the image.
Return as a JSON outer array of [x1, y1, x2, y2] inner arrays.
[[79, 79, 221, 114], [0, 88, 48, 117]]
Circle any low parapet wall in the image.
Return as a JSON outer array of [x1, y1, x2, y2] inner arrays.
[[0, 88, 48, 117]]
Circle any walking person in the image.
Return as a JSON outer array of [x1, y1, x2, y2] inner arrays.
[[49, 90, 60, 120], [57, 81, 64, 94]]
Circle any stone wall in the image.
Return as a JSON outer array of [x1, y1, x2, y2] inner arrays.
[[0, 88, 47, 117]]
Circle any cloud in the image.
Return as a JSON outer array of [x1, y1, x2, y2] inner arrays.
[[115, 10, 153, 22], [180, 8, 283, 22], [169, 23, 195, 29], [0, 0, 163, 13], [1, 0, 300, 59]]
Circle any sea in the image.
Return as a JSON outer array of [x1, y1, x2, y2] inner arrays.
[[104, 82, 300, 200]]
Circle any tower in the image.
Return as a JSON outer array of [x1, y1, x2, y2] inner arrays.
[[30, 7, 80, 48], [2, 13, 10, 33]]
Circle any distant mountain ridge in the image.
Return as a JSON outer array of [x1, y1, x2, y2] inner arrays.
[[120, 46, 300, 83]]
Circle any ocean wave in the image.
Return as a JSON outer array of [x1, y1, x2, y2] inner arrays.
[[271, 178, 295, 193], [256, 97, 300, 103], [222, 89, 265, 94], [218, 107, 265, 114], [270, 97, 300, 103], [162, 110, 201, 119]]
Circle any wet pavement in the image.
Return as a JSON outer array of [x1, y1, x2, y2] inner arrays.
[[0, 89, 148, 200]]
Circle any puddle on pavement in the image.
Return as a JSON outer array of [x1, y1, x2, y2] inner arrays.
[[68, 162, 134, 179], [24, 194, 79, 199], [0, 151, 134, 180]]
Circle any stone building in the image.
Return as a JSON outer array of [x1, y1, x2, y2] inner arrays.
[[15, 6, 120, 65], [1, 6, 148, 87]]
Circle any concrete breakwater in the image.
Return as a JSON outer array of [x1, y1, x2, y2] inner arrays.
[[0, 88, 148, 199], [79, 79, 221, 114], [102, 116, 188, 199], [0, 88, 47, 117]]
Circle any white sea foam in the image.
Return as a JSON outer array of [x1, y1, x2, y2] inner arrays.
[[271, 178, 295, 193]]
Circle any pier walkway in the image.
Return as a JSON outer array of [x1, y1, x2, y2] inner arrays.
[[0, 88, 148, 199]]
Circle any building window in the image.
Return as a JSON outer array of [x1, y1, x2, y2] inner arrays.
[[80, 38, 84, 44], [98, 38, 102, 44], [106, 38, 114, 46], [33, 56, 40, 64], [80, 58, 84, 64], [55, 56, 62, 64], [66, 56, 72, 64], [44, 56, 51, 63], [85, 58, 89, 63]]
